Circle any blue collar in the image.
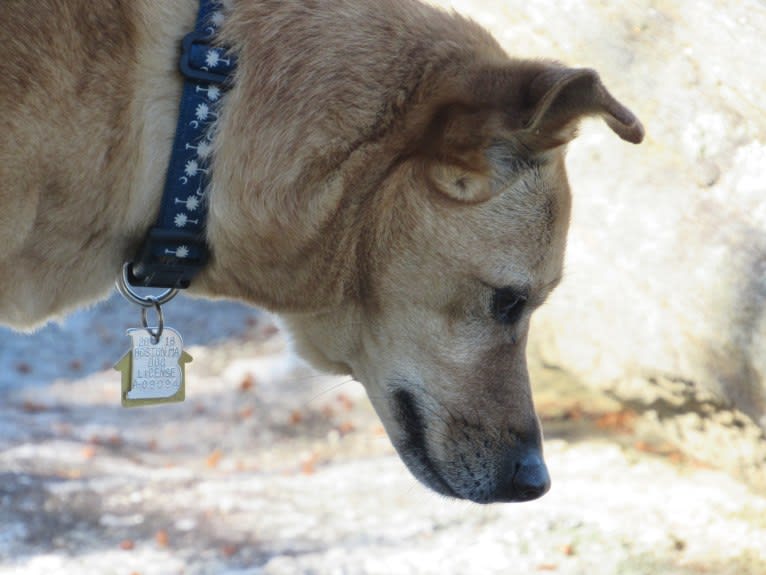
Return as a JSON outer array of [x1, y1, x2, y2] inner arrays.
[[127, 0, 235, 289]]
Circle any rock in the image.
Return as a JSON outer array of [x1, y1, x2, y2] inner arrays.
[[437, 0, 766, 485]]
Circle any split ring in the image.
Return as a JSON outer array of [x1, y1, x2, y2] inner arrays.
[[116, 263, 178, 308], [141, 300, 165, 344]]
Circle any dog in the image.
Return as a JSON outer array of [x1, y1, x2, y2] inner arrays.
[[0, 0, 643, 503]]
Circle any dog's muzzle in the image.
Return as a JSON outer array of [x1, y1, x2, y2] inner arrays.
[[391, 389, 550, 504]]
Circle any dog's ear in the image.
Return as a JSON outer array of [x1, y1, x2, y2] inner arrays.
[[519, 66, 644, 150], [424, 62, 643, 203], [423, 105, 505, 203]]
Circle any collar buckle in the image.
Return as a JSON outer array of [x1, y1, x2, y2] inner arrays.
[[180, 30, 233, 85], [127, 227, 209, 289]]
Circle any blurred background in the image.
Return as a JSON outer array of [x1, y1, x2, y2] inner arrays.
[[1, 0, 765, 574]]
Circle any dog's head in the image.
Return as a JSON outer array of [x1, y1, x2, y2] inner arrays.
[[279, 63, 643, 503]]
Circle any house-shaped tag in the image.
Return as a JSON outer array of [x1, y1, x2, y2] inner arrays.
[[114, 327, 192, 407]]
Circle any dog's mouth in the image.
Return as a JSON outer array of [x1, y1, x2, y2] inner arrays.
[[390, 389, 458, 499], [389, 387, 551, 504]]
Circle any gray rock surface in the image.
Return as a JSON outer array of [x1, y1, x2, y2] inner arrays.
[[437, 0, 766, 485]]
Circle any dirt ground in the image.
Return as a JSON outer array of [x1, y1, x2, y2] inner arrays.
[[1, 295, 765, 575]]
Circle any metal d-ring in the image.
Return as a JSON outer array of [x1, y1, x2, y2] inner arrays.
[[141, 300, 165, 344], [116, 263, 176, 344], [116, 263, 179, 308]]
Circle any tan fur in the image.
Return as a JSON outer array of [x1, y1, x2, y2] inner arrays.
[[0, 0, 642, 502]]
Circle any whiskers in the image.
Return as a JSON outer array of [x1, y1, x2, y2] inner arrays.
[[302, 375, 357, 408]]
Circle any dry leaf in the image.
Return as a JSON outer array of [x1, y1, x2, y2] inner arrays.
[[221, 544, 238, 557], [301, 453, 319, 475], [595, 410, 636, 433], [320, 405, 335, 419], [239, 374, 256, 392], [337, 393, 354, 411], [22, 401, 47, 413], [337, 421, 355, 435], [15, 362, 32, 374], [81, 445, 97, 460], [155, 530, 169, 548], [206, 449, 223, 469]]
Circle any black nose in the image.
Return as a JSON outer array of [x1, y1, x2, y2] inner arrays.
[[496, 449, 551, 502]]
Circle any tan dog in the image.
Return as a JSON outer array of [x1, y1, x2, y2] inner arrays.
[[0, 0, 643, 502]]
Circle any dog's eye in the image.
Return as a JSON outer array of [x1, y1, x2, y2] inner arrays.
[[491, 287, 528, 325]]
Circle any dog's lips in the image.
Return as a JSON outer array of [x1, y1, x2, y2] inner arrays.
[[389, 388, 458, 498], [393, 441, 458, 499]]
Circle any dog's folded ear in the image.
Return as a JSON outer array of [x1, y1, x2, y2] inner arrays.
[[519, 65, 645, 150], [423, 62, 644, 203]]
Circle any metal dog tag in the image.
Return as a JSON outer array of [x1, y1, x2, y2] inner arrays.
[[114, 327, 192, 407]]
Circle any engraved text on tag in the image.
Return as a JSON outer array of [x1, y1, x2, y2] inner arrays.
[[114, 327, 192, 407]]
